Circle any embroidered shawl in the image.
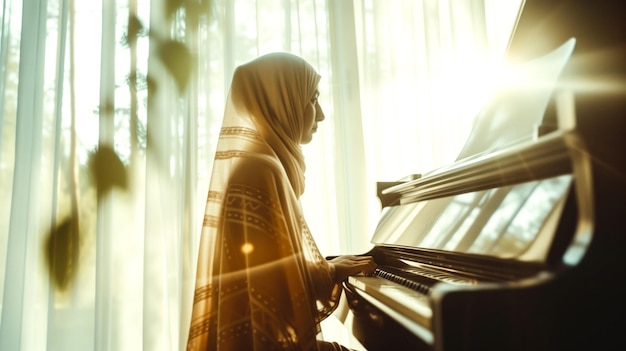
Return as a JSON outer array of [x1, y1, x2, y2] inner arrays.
[[186, 53, 342, 351]]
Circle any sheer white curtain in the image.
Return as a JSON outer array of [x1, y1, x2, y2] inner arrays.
[[0, 0, 211, 349], [0, 0, 520, 350]]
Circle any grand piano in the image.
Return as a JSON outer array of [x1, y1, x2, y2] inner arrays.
[[340, 1, 626, 350]]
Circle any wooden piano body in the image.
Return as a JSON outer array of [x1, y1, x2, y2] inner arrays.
[[341, 1, 626, 350]]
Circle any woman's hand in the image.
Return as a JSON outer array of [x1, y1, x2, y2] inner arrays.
[[328, 255, 377, 283]]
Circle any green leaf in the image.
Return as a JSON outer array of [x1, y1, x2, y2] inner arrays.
[[44, 216, 80, 291], [127, 14, 145, 46], [89, 146, 128, 195], [158, 40, 192, 94]]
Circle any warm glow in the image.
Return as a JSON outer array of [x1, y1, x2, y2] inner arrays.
[[241, 242, 255, 254], [435, 59, 516, 120]]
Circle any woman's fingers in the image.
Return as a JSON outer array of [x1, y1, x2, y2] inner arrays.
[[348, 255, 377, 274], [328, 255, 378, 281]]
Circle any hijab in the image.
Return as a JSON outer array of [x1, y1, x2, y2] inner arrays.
[[230, 52, 321, 196]]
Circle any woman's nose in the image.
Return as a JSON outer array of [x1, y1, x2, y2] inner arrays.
[[316, 103, 325, 121]]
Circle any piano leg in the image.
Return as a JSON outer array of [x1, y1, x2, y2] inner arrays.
[[343, 284, 432, 351], [320, 295, 368, 350]]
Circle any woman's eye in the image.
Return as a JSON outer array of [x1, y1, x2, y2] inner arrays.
[[310, 91, 320, 105]]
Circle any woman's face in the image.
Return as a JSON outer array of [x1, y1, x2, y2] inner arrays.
[[300, 89, 325, 144]]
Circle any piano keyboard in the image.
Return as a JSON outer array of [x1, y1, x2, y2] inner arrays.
[[347, 275, 432, 330], [374, 268, 432, 295]]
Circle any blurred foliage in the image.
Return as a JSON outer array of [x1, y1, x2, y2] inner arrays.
[[165, 0, 212, 28], [125, 13, 147, 47], [89, 145, 128, 194], [157, 39, 192, 93], [46, 0, 212, 290], [44, 216, 80, 291], [127, 70, 150, 91], [100, 99, 115, 116]]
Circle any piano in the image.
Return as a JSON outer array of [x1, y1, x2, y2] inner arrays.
[[341, 1, 626, 350]]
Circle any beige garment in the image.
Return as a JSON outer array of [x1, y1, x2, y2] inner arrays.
[[186, 53, 342, 350]]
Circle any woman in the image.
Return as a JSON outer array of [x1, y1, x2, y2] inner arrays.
[[186, 53, 376, 351]]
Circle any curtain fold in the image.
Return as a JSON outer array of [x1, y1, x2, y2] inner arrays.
[[95, 0, 116, 350], [325, 0, 369, 253], [1, 0, 48, 349], [0, 0, 522, 350]]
